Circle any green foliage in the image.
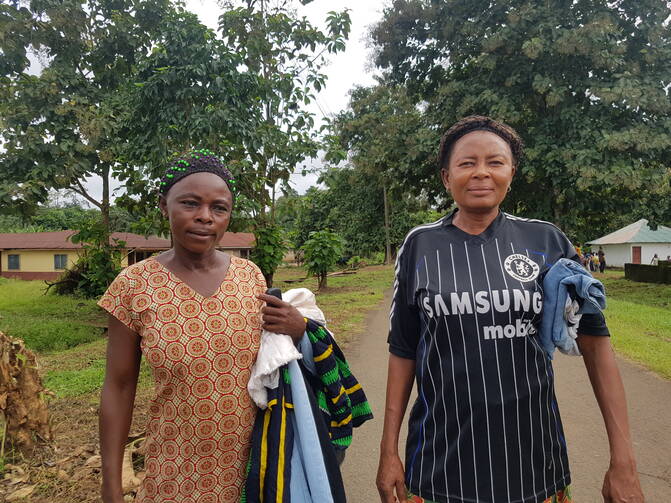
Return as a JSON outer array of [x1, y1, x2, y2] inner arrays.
[[50, 221, 125, 298], [371, 0, 671, 240], [251, 224, 287, 286], [346, 255, 365, 270], [302, 229, 344, 289], [217, 1, 351, 220], [285, 167, 436, 259], [0, 204, 135, 233], [370, 251, 386, 265]]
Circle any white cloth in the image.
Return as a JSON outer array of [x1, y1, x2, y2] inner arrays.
[[562, 297, 582, 356], [247, 288, 326, 408]]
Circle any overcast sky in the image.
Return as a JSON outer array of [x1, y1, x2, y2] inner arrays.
[[83, 0, 385, 202]]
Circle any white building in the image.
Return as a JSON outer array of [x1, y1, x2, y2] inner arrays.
[[587, 219, 671, 267]]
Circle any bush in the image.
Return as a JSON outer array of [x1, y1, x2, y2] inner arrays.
[[370, 251, 386, 265], [302, 230, 344, 289], [251, 224, 287, 287], [48, 221, 124, 298]]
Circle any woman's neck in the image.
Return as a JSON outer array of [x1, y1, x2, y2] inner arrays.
[[452, 207, 500, 235], [167, 246, 222, 272]]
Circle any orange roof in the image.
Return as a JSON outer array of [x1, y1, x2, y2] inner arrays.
[[0, 230, 255, 250]]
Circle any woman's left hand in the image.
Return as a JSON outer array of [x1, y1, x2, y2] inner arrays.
[[257, 293, 307, 343], [602, 463, 644, 502]]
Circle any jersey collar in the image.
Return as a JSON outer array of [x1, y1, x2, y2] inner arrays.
[[443, 208, 506, 243]]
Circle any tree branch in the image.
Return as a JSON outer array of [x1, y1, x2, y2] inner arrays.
[[71, 180, 102, 209]]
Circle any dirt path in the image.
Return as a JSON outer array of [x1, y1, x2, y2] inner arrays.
[[341, 290, 671, 501]]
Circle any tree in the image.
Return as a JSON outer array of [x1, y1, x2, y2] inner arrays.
[[217, 0, 351, 221], [302, 229, 344, 289], [217, 0, 351, 281], [0, 0, 262, 263], [371, 0, 671, 239], [328, 84, 435, 262]]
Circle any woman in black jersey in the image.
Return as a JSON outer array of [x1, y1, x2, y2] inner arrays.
[[376, 116, 643, 503]]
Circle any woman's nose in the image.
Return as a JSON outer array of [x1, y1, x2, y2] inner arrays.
[[472, 160, 490, 177], [195, 207, 213, 223]]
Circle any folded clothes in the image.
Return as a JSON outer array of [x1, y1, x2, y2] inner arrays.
[[540, 258, 606, 358], [244, 290, 372, 503]]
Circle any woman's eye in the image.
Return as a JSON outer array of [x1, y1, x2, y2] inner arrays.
[[182, 200, 198, 207], [214, 206, 228, 213]]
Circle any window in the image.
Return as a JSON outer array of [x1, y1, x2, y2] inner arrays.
[[54, 254, 68, 270], [7, 254, 20, 270]]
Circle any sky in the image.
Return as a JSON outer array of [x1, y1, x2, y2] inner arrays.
[[82, 0, 385, 203]]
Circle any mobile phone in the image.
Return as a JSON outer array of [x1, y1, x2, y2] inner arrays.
[[266, 287, 282, 300]]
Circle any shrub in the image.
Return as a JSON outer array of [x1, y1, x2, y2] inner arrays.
[[370, 251, 386, 265], [251, 224, 287, 287], [302, 230, 344, 289]]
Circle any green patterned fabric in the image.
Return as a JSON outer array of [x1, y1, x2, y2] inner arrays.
[[305, 319, 373, 449]]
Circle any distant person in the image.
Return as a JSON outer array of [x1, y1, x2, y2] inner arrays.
[[590, 252, 599, 272], [651, 253, 659, 265], [376, 116, 643, 503], [598, 246, 606, 273]]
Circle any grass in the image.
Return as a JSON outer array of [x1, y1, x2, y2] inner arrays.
[[0, 279, 105, 352], [596, 269, 671, 379], [599, 269, 671, 310], [273, 264, 394, 343], [38, 338, 153, 398]]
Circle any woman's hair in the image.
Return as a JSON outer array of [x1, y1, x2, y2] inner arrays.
[[437, 115, 524, 170], [159, 148, 237, 200]]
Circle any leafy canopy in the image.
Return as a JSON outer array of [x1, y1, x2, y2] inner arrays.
[[371, 0, 671, 241]]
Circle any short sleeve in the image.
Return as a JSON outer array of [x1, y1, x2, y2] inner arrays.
[[556, 230, 610, 337], [97, 270, 137, 332], [248, 260, 267, 298], [387, 241, 422, 359]]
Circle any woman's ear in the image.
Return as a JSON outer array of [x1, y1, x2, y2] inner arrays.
[[158, 195, 168, 219], [440, 168, 450, 192]]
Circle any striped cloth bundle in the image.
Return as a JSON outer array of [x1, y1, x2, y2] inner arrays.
[[243, 319, 373, 502]]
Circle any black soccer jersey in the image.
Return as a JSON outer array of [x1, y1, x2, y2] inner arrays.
[[388, 211, 609, 503]]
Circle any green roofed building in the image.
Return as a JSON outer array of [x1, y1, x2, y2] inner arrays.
[[587, 219, 671, 267]]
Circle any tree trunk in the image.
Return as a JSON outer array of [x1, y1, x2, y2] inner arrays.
[[382, 181, 392, 265], [319, 272, 327, 290], [101, 165, 111, 241]]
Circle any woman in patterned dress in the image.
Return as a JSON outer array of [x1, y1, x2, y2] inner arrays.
[[98, 150, 306, 503]]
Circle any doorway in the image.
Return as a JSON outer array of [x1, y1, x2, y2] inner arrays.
[[632, 246, 641, 264]]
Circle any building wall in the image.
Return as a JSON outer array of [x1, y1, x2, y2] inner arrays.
[[640, 243, 671, 265], [0, 249, 81, 280], [597, 244, 631, 267], [1, 247, 252, 280], [598, 243, 671, 267]]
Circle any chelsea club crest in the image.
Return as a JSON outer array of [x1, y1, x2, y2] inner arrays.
[[504, 254, 540, 282]]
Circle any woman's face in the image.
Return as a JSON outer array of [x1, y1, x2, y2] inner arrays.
[[159, 172, 233, 255], [441, 130, 515, 214]]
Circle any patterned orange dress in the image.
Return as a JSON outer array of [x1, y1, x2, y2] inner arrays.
[[98, 256, 265, 503]]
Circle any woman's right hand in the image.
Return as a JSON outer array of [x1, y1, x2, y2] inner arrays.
[[376, 451, 407, 503]]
